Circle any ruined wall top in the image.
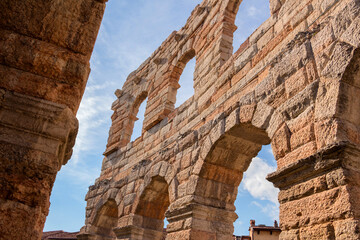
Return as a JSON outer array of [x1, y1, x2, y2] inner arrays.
[[95, 0, 360, 178], [105, 0, 278, 154]]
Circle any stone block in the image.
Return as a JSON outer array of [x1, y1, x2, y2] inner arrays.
[[321, 42, 354, 79], [277, 141, 317, 169], [280, 186, 352, 229], [252, 101, 274, 130], [239, 104, 256, 124], [267, 109, 286, 138], [270, 0, 282, 14], [290, 123, 315, 151], [341, 16, 360, 47], [331, 0, 360, 39], [271, 124, 291, 159], [264, 83, 287, 109], [234, 45, 257, 71], [278, 174, 328, 203], [255, 75, 275, 101], [290, 4, 313, 29], [333, 219, 360, 239], [225, 107, 239, 133], [314, 118, 340, 149], [279, 80, 319, 120], [285, 67, 308, 99]]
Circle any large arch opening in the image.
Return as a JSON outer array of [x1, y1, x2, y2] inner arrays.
[[193, 122, 280, 238], [234, 144, 279, 236], [134, 176, 170, 240], [92, 199, 118, 239]]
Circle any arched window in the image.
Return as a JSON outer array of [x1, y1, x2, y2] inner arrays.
[[131, 96, 148, 142], [169, 49, 196, 110], [175, 57, 196, 108], [233, 0, 270, 53]]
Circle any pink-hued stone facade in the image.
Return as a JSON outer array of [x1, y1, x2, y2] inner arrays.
[[2, 0, 360, 239], [80, 0, 360, 239]]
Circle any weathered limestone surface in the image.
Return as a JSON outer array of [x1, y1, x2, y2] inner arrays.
[[79, 0, 360, 239], [0, 0, 107, 239]]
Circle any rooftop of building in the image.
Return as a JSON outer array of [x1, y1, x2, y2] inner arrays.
[[249, 219, 281, 232]]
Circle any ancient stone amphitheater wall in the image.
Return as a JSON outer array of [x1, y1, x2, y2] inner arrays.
[[81, 0, 360, 239], [1, 0, 360, 239]]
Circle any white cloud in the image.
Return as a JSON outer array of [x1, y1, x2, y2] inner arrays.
[[242, 157, 279, 204], [247, 6, 258, 17], [59, 63, 116, 186], [61, 161, 101, 186], [251, 201, 279, 221], [71, 87, 114, 165], [63, 84, 114, 186]]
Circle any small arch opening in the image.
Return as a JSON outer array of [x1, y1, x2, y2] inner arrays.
[[130, 93, 148, 142], [169, 49, 196, 110], [175, 57, 196, 108], [232, 0, 270, 53]]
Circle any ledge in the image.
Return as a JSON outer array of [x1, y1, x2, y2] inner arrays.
[[267, 141, 359, 188]]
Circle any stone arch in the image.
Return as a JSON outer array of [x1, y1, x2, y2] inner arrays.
[[135, 175, 170, 221], [131, 91, 148, 117], [139, 161, 177, 208], [231, 0, 271, 54], [91, 199, 118, 240], [163, 104, 279, 239], [194, 120, 271, 239], [119, 174, 171, 240], [112, 161, 175, 240], [105, 90, 149, 154]]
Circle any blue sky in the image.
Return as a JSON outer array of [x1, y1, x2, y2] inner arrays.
[[44, 0, 277, 236]]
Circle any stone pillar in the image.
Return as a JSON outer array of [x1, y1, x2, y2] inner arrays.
[[0, 0, 107, 239], [114, 214, 164, 240], [0, 91, 78, 239], [165, 203, 237, 240], [267, 142, 360, 239]]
